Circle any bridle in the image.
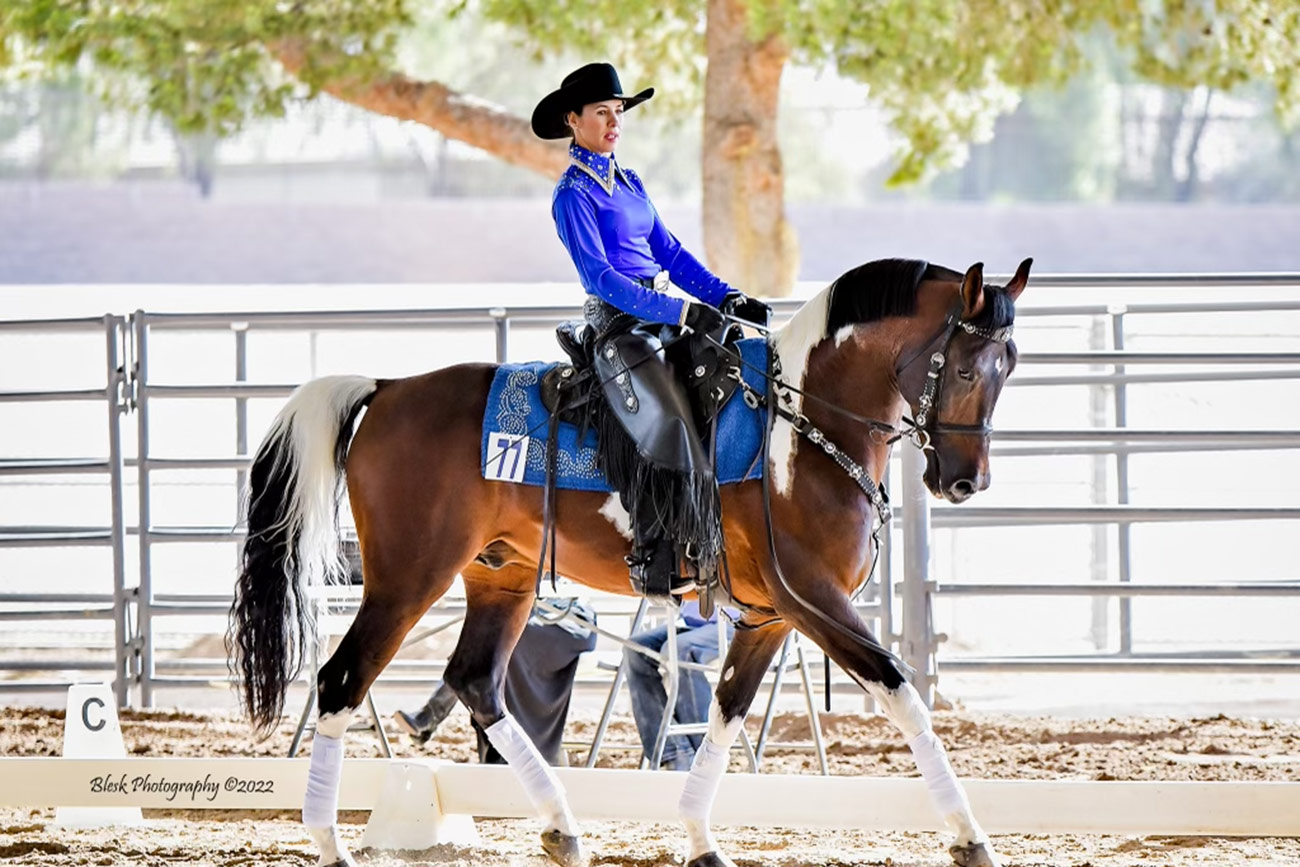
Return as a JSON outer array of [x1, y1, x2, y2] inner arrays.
[[720, 297, 1015, 514], [895, 301, 1015, 450], [714, 297, 1015, 665]]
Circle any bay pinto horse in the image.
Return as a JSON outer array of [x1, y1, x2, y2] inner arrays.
[[229, 257, 1031, 867]]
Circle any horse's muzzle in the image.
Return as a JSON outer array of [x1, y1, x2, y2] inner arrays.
[[945, 478, 977, 503]]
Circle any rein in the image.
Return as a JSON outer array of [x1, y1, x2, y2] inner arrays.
[[527, 303, 1011, 643], [707, 303, 1012, 668]]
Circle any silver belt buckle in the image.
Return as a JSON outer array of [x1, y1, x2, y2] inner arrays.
[[652, 270, 670, 291]]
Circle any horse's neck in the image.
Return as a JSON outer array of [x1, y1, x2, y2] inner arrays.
[[772, 279, 953, 496], [798, 326, 905, 482]]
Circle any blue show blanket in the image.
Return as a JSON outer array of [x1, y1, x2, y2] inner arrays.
[[481, 338, 768, 492]]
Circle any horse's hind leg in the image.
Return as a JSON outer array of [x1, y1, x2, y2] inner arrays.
[[677, 619, 791, 867], [443, 564, 584, 867], [305, 563, 462, 867], [783, 594, 1000, 867]]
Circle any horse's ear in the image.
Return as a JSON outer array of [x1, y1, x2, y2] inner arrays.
[[1005, 257, 1033, 302], [960, 262, 985, 319]]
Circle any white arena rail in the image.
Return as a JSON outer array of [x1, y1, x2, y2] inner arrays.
[[2, 757, 1298, 837]]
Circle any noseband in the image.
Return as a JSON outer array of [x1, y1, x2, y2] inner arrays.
[[897, 303, 1013, 449]]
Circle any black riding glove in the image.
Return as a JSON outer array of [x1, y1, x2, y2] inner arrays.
[[722, 291, 773, 328], [683, 301, 725, 333]]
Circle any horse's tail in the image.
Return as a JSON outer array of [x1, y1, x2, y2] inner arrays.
[[228, 374, 378, 735]]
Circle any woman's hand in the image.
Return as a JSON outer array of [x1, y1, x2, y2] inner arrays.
[[683, 301, 725, 333], [722, 292, 773, 327]]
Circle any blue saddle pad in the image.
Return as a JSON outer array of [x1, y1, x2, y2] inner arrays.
[[481, 338, 768, 492]]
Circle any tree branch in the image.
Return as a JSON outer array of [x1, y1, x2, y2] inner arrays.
[[271, 39, 568, 179]]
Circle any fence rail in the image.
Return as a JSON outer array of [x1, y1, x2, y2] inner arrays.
[[0, 314, 131, 705], [1, 274, 1298, 709]]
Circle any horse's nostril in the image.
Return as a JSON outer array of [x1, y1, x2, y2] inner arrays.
[[950, 479, 975, 498]]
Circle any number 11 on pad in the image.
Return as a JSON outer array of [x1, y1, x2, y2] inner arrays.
[[484, 433, 530, 483]]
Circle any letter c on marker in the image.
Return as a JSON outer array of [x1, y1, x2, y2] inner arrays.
[[82, 696, 106, 732]]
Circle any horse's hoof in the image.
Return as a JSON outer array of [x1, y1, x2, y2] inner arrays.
[[950, 841, 1001, 867], [687, 852, 736, 867], [541, 829, 587, 867]]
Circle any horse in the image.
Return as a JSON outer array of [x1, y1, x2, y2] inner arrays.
[[229, 256, 1032, 867]]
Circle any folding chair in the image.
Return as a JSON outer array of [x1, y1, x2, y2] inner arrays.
[[751, 632, 828, 774], [646, 607, 760, 772]]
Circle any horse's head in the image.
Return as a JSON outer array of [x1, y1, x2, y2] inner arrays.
[[905, 258, 1031, 503]]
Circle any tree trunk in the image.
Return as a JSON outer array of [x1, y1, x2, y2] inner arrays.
[[1176, 88, 1213, 203], [702, 0, 798, 298], [1152, 89, 1187, 199], [272, 40, 568, 179]]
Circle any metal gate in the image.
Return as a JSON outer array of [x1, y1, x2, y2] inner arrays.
[[2, 276, 1298, 709]]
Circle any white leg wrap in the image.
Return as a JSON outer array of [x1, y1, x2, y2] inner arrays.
[[679, 700, 742, 859], [678, 739, 729, 822], [302, 733, 344, 829], [864, 681, 986, 846], [485, 714, 577, 836], [908, 730, 973, 820]]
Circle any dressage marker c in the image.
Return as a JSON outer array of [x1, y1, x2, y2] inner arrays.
[[2, 756, 1298, 839]]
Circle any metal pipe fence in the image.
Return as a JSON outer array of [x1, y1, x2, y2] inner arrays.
[[1, 274, 1298, 709], [0, 315, 132, 705]]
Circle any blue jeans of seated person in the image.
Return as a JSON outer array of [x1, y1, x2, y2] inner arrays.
[[624, 619, 733, 770]]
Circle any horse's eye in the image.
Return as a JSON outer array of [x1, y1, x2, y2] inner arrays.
[[957, 367, 975, 381]]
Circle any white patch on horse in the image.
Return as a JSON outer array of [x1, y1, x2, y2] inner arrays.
[[315, 708, 356, 740], [599, 493, 633, 539], [833, 324, 857, 348], [308, 825, 348, 865], [709, 700, 745, 744], [771, 284, 833, 496]]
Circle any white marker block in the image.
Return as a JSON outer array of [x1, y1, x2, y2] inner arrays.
[[53, 683, 143, 827], [361, 761, 478, 851]]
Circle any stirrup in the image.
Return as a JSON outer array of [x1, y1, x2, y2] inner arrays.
[[626, 540, 681, 598]]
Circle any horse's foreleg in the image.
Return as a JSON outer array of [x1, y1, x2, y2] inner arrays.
[[866, 680, 997, 867], [444, 569, 583, 867], [783, 595, 999, 867], [678, 620, 791, 867]]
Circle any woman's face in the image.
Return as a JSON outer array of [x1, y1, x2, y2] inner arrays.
[[568, 99, 624, 154]]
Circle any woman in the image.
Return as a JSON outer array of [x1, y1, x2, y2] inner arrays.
[[532, 62, 769, 597]]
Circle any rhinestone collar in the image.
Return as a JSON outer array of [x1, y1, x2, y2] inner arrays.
[[568, 142, 626, 194]]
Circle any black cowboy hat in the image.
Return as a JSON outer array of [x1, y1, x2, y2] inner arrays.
[[531, 63, 654, 140]]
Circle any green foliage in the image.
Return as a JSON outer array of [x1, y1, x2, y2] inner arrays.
[[0, 0, 410, 134], [1, 0, 1296, 185], [769, 0, 1300, 184], [450, 0, 707, 115]]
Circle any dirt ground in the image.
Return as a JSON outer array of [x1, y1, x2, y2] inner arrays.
[[2, 705, 1299, 866]]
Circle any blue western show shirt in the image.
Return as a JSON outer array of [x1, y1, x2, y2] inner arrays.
[[552, 143, 733, 325]]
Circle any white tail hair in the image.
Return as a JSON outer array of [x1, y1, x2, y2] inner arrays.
[[248, 374, 378, 590]]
